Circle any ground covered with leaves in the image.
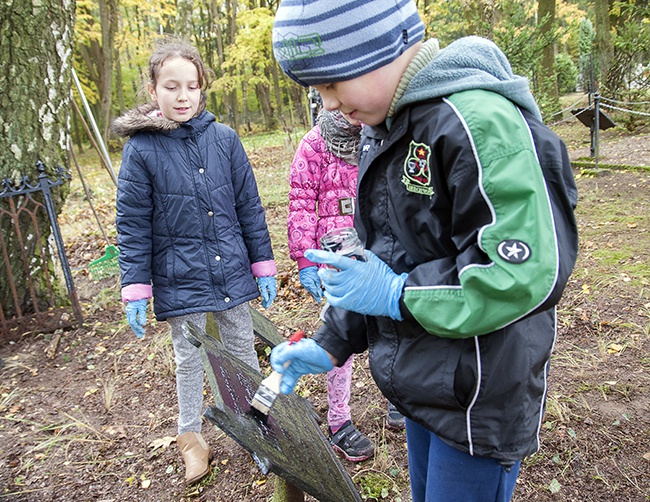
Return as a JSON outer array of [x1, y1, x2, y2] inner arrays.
[[0, 119, 649, 501]]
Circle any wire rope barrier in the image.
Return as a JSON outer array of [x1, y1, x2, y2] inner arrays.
[[544, 92, 650, 126], [600, 96, 650, 106], [600, 103, 650, 117]]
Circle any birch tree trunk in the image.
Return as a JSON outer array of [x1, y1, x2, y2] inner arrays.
[[0, 0, 75, 316]]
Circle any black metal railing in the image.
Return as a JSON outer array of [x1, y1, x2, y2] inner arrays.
[[0, 161, 83, 343]]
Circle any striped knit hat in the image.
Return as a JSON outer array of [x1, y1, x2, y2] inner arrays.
[[273, 0, 425, 87]]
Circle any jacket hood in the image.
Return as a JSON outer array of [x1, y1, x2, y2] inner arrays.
[[112, 102, 181, 138], [396, 36, 542, 120]]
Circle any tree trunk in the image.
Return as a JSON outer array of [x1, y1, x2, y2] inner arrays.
[[595, 0, 613, 88], [255, 81, 271, 131], [242, 80, 252, 133], [124, 45, 141, 103], [225, 0, 240, 133], [207, 0, 225, 119], [115, 48, 126, 116], [0, 0, 75, 316], [288, 79, 307, 128], [176, 0, 194, 40], [270, 59, 284, 119], [98, 0, 118, 140], [538, 0, 559, 113]]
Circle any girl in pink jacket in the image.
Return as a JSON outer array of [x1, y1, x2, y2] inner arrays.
[[287, 109, 404, 461]]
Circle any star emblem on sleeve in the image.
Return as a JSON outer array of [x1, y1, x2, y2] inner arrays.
[[497, 239, 531, 264]]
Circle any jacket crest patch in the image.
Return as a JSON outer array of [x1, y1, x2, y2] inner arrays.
[[402, 141, 434, 196]]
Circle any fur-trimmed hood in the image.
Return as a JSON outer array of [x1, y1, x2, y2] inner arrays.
[[112, 102, 182, 138]]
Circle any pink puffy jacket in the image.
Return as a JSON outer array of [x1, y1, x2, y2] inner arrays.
[[287, 125, 358, 270]]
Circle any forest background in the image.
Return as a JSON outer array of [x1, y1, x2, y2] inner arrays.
[[2, 0, 650, 318], [69, 0, 649, 141]]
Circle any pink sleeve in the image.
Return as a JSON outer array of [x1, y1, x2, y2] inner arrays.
[[121, 283, 153, 302], [297, 256, 317, 270], [251, 260, 277, 278]]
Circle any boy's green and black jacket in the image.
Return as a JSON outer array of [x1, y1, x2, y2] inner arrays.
[[314, 37, 579, 464]]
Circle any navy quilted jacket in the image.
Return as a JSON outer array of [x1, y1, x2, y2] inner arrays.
[[114, 105, 274, 320]]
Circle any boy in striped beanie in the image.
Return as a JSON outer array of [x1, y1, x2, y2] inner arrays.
[[272, 2, 579, 501]]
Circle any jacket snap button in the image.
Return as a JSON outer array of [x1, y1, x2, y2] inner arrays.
[[224, 297, 230, 303], [199, 168, 205, 174], [208, 211, 214, 217], [215, 255, 221, 261]]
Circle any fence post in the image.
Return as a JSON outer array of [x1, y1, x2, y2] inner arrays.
[[37, 161, 83, 326], [593, 92, 600, 169]]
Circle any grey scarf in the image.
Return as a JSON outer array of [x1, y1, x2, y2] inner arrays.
[[317, 109, 362, 166]]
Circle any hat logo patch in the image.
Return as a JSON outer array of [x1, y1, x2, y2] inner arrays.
[[497, 240, 531, 264], [402, 141, 434, 196], [276, 33, 325, 63]]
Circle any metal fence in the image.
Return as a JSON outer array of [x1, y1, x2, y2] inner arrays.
[[0, 161, 83, 343]]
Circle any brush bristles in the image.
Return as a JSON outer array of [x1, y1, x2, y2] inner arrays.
[[250, 370, 283, 415], [250, 386, 277, 415]]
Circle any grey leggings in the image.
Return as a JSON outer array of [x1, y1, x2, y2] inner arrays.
[[167, 303, 260, 435]]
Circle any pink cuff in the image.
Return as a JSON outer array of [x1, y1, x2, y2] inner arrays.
[[297, 256, 317, 270], [251, 260, 277, 278], [121, 283, 153, 302]]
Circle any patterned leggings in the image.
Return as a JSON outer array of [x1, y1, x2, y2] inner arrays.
[[326, 355, 354, 430], [167, 303, 259, 435]]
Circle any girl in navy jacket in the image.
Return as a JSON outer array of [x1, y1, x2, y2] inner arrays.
[[114, 39, 276, 485]]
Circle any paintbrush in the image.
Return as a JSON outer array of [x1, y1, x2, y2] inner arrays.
[[250, 329, 304, 417]]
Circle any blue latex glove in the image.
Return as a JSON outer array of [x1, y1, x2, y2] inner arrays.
[[305, 249, 407, 320], [125, 299, 148, 338], [270, 338, 334, 394], [257, 276, 277, 309], [299, 266, 322, 302]]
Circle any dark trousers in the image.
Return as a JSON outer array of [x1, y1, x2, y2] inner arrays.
[[406, 418, 521, 502]]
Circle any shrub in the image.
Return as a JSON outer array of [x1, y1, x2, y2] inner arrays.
[[556, 53, 579, 95]]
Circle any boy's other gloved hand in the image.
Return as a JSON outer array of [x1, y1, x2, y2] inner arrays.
[[299, 266, 322, 302], [270, 338, 334, 394], [125, 299, 148, 338], [305, 249, 407, 320], [257, 276, 277, 309]]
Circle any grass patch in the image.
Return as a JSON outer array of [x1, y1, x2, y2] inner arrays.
[[574, 162, 650, 173], [255, 164, 291, 209], [241, 128, 307, 151], [354, 469, 404, 501], [573, 171, 650, 291]]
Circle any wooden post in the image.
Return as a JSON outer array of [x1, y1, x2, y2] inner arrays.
[[273, 476, 305, 502]]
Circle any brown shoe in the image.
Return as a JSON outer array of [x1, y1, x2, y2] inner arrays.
[[176, 432, 212, 484]]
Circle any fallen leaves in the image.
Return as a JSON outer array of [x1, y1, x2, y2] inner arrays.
[[148, 435, 176, 451], [549, 478, 561, 494], [103, 425, 127, 437], [83, 387, 99, 398]]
